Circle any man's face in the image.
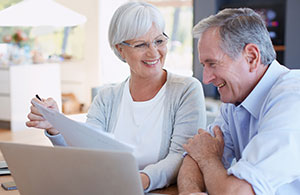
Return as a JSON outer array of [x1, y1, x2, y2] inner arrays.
[[198, 28, 252, 104]]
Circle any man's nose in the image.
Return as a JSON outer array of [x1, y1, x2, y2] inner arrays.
[[202, 67, 215, 84]]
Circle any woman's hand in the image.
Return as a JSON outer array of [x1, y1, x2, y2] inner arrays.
[[140, 172, 150, 190], [26, 97, 60, 135]]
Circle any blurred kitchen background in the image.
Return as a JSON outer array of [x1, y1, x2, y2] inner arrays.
[[0, 0, 299, 131]]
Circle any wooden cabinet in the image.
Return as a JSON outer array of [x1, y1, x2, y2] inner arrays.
[[0, 64, 61, 131]]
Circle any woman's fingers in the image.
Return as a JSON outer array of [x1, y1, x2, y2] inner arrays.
[[30, 105, 42, 116], [27, 112, 44, 121], [25, 120, 52, 129]]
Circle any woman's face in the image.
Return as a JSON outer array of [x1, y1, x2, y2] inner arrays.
[[117, 24, 167, 79]]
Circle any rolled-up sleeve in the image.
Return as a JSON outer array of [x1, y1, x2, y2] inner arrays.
[[228, 82, 300, 194], [228, 159, 274, 194], [228, 130, 300, 194]]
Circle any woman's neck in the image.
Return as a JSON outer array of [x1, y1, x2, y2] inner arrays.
[[129, 70, 167, 101]]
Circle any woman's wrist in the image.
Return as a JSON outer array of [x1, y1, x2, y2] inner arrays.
[[140, 172, 150, 190], [46, 128, 60, 136]]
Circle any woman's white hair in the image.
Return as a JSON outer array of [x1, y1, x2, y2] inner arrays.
[[108, 2, 165, 62]]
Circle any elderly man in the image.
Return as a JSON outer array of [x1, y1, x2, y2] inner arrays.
[[178, 8, 300, 195]]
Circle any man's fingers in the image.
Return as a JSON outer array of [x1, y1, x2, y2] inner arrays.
[[183, 143, 187, 149], [197, 128, 206, 134], [213, 126, 224, 143], [183, 140, 191, 152]]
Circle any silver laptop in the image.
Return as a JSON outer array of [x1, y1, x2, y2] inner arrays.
[[0, 142, 161, 195]]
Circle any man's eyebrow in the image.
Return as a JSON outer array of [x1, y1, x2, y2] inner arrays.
[[201, 59, 218, 64]]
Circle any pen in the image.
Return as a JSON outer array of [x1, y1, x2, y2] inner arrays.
[[35, 94, 42, 101]]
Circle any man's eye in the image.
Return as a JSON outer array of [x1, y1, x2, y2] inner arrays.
[[134, 43, 147, 48], [201, 63, 216, 68]]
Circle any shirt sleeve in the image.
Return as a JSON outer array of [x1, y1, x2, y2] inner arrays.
[[228, 83, 300, 194], [44, 130, 67, 146], [207, 104, 236, 169], [86, 87, 107, 130]]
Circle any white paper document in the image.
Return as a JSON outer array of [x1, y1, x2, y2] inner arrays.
[[32, 101, 134, 153]]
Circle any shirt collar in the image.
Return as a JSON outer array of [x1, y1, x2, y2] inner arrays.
[[240, 60, 289, 118]]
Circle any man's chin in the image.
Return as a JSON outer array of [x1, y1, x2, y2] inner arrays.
[[219, 95, 226, 103], [220, 95, 233, 104]]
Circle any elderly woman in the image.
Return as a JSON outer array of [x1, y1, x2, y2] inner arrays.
[[26, 2, 206, 192]]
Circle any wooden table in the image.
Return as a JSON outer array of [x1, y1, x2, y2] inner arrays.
[[0, 129, 178, 195]]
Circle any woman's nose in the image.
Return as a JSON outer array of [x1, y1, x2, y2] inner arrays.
[[146, 43, 159, 56]]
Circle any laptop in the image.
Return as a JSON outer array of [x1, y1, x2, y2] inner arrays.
[[0, 142, 162, 195]]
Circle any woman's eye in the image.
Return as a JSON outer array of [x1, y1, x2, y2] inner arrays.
[[134, 43, 147, 48], [155, 39, 163, 45]]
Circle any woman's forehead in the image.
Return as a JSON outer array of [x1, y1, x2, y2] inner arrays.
[[127, 24, 163, 42]]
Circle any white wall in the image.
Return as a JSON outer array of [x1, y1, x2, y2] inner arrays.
[[98, 0, 130, 84], [57, 0, 128, 108]]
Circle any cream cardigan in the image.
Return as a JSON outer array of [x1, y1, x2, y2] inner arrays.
[[47, 71, 206, 192]]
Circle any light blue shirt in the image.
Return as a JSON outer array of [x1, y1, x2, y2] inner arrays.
[[208, 60, 300, 195]]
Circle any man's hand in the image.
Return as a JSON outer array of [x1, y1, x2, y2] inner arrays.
[[183, 126, 224, 167], [182, 126, 255, 195]]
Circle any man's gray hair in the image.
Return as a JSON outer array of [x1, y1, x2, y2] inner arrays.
[[109, 2, 165, 62], [193, 8, 276, 65]]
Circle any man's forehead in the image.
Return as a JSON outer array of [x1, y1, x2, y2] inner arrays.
[[202, 27, 219, 38], [198, 28, 220, 44], [198, 46, 227, 65], [198, 28, 224, 61], [198, 41, 220, 60]]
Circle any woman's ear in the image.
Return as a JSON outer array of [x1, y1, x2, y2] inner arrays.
[[243, 43, 261, 72], [116, 44, 125, 59]]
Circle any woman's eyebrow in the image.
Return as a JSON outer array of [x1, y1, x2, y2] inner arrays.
[[129, 34, 164, 43]]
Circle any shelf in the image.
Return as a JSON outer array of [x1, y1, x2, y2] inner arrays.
[[274, 45, 285, 51]]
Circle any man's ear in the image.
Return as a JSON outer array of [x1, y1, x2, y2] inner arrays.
[[243, 43, 261, 72]]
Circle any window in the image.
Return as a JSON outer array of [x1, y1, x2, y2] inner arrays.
[[0, 0, 85, 66], [139, 0, 194, 76]]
